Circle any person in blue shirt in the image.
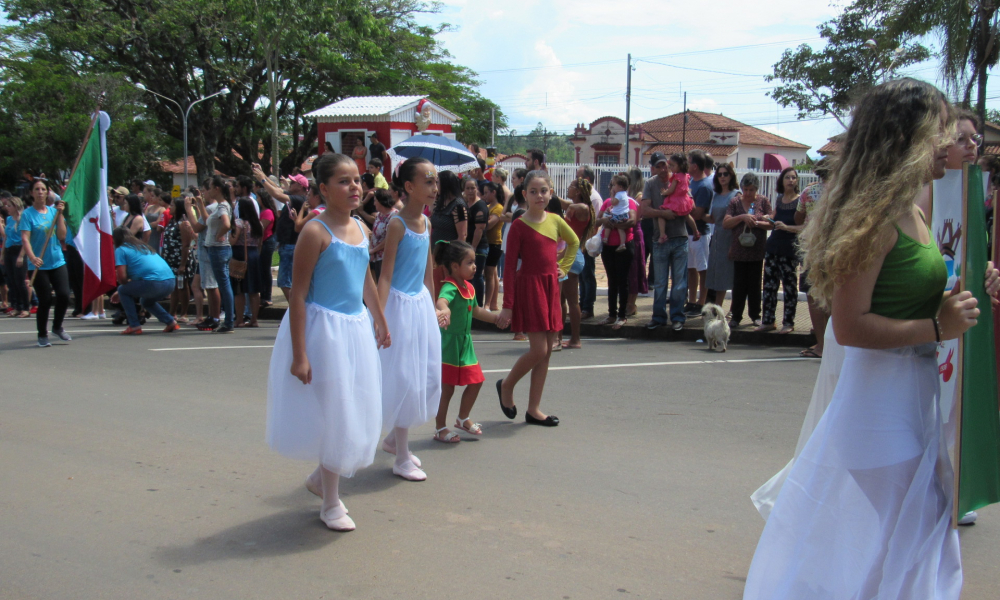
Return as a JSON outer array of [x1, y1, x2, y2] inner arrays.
[[111, 227, 180, 335], [19, 178, 71, 347]]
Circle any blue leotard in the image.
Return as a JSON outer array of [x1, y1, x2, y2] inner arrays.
[[389, 215, 430, 296], [305, 219, 369, 315]]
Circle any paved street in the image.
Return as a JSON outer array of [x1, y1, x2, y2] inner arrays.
[[2, 318, 999, 599]]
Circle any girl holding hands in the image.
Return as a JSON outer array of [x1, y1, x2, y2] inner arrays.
[[496, 171, 579, 426], [375, 157, 444, 481], [266, 153, 390, 532], [433, 240, 504, 443]]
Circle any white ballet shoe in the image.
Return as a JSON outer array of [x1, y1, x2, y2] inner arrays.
[[392, 460, 427, 481], [381, 439, 422, 468], [320, 503, 355, 532]]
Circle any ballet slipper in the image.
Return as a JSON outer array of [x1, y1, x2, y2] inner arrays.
[[320, 503, 355, 532], [380, 438, 422, 467], [392, 459, 427, 481]]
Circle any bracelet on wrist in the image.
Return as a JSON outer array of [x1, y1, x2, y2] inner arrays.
[[932, 316, 941, 343]]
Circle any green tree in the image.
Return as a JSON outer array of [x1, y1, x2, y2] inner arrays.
[[1, 0, 504, 182], [496, 123, 575, 164], [0, 47, 168, 189], [872, 0, 999, 132], [767, 1, 930, 128]]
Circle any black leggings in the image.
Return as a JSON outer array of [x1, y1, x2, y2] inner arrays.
[[601, 241, 634, 319], [32, 265, 71, 336], [64, 244, 85, 315], [730, 260, 763, 323], [4, 245, 29, 311]]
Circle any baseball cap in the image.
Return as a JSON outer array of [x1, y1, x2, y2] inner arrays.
[[649, 152, 667, 166], [368, 132, 378, 139], [289, 174, 309, 190], [113, 186, 129, 196]]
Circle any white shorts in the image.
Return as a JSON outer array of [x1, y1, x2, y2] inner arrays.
[[688, 233, 710, 271]]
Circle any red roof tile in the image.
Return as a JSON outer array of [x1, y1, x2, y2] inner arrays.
[[640, 111, 809, 150], [643, 143, 738, 157]]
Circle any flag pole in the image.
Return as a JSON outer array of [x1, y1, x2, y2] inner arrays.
[[29, 94, 105, 288]]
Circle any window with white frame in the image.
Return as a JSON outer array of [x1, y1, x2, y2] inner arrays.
[[747, 157, 761, 170]]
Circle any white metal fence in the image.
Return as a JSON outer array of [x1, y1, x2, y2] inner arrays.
[[496, 162, 817, 202]]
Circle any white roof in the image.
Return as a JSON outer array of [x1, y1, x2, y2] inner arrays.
[[306, 96, 458, 121]]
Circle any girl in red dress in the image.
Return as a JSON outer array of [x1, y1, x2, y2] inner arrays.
[[495, 171, 579, 426]]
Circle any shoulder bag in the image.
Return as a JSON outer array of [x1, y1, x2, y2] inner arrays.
[[229, 222, 248, 280]]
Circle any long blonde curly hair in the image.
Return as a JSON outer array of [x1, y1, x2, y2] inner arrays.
[[800, 78, 953, 310]]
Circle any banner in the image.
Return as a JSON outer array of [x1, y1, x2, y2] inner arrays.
[[933, 165, 1000, 522]]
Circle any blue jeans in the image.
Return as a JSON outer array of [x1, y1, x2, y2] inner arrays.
[[650, 237, 689, 325], [206, 245, 235, 327], [277, 243, 295, 289], [580, 252, 596, 312], [119, 279, 176, 328]]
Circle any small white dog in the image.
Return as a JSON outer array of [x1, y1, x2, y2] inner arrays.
[[701, 303, 730, 352]]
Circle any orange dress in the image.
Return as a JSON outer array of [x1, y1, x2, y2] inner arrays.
[[502, 214, 579, 332]]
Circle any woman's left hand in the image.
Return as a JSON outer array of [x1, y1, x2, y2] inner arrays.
[[986, 261, 1000, 306]]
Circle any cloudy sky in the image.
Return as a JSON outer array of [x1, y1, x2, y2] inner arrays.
[[420, 0, 1000, 155]]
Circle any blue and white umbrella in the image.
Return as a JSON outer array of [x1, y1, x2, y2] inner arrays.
[[386, 134, 479, 174]]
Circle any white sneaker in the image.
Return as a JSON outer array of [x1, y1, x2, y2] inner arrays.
[[80, 313, 99, 320], [98, 312, 107, 319], [958, 511, 978, 526]]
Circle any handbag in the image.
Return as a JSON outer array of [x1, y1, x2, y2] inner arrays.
[[738, 224, 757, 248], [585, 228, 604, 257], [229, 222, 248, 280]]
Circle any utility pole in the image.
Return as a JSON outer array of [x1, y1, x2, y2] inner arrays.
[[491, 107, 495, 147], [624, 53, 632, 166], [682, 91, 687, 153]]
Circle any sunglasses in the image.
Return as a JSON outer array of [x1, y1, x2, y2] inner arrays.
[[717, 171, 732, 177]]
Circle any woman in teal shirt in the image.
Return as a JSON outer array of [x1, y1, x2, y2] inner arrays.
[[19, 179, 70, 347], [111, 227, 180, 335]]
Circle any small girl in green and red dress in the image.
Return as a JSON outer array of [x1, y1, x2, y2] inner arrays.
[[432, 239, 504, 443]]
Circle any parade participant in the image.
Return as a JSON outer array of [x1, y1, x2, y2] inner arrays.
[[3, 196, 30, 318], [376, 157, 442, 480], [496, 170, 579, 427], [110, 227, 181, 335], [20, 179, 71, 346], [433, 240, 502, 442], [756, 167, 802, 333], [741, 78, 982, 600], [266, 152, 390, 532]]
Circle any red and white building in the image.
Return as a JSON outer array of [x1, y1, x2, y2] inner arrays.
[[305, 95, 459, 163]]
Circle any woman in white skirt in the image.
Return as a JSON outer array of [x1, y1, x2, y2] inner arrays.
[[743, 79, 986, 599], [266, 153, 391, 532], [376, 157, 444, 481]]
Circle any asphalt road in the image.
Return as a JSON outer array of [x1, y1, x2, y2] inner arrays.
[[2, 318, 999, 599]]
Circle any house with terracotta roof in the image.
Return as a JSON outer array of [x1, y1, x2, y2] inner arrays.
[[570, 112, 810, 170]]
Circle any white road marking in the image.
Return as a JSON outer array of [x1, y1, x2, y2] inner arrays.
[[150, 345, 275, 351], [481, 357, 809, 373]]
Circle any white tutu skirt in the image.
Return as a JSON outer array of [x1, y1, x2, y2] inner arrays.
[[380, 287, 442, 430], [266, 303, 382, 477], [752, 320, 846, 519], [743, 344, 961, 600]]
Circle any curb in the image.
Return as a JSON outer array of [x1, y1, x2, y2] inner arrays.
[[164, 303, 816, 348]]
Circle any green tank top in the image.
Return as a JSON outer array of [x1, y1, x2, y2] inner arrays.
[[869, 226, 947, 320]]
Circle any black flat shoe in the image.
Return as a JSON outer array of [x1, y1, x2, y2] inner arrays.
[[526, 413, 559, 427], [497, 379, 516, 419]]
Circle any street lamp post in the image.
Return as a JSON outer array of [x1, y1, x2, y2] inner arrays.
[[136, 84, 230, 188]]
